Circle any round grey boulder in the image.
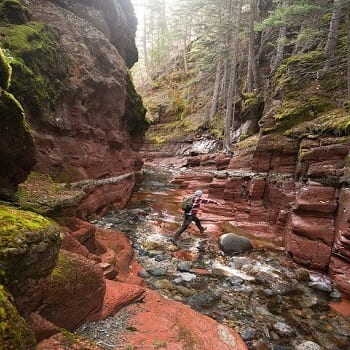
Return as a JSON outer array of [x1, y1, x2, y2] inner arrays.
[[218, 233, 253, 254]]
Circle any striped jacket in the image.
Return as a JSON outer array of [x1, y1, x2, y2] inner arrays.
[[190, 197, 218, 215]]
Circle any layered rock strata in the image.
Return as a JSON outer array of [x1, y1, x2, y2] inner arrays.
[[171, 132, 350, 297]]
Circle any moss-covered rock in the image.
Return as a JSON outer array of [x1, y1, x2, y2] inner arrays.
[[0, 284, 36, 350], [0, 21, 69, 116], [17, 172, 85, 221], [0, 203, 61, 288], [263, 51, 337, 135], [0, 0, 30, 25], [125, 72, 148, 140], [0, 90, 36, 197], [0, 46, 11, 89], [286, 109, 350, 138], [39, 250, 105, 330]]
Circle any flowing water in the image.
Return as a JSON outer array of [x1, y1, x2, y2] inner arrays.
[[79, 166, 350, 350]]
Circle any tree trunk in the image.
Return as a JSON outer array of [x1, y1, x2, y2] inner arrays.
[[143, 3, 152, 83], [224, 0, 243, 153], [270, 0, 288, 74], [209, 59, 223, 121], [324, 0, 343, 69], [247, 0, 258, 92]]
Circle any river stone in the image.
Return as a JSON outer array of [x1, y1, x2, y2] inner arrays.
[[272, 322, 295, 337], [295, 341, 321, 350], [218, 233, 253, 254]]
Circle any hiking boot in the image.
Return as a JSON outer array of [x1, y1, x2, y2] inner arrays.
[[200, 227, 207, 233]]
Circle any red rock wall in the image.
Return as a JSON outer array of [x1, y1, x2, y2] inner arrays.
[[175, 134, 350, 296], [21, 0, 146, 216]]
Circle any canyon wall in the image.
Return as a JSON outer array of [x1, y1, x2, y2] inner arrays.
[[168, 122, 350, 297], [0, 0, 147, 215], [0, 1, 148, 348]]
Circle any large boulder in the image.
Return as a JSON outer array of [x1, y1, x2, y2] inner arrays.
[[0, 204, 61, 317], [38, 250, 106, 331], [218, 233, 253, 255]]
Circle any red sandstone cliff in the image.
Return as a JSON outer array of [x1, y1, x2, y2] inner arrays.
[[1, 0, 147, 215]]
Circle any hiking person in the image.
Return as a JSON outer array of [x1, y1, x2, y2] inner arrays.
[[172, 190, 219, 242]]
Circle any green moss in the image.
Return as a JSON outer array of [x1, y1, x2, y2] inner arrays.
[[0, 47, 11, 89], [0, 204, 54, 251], [236, 134, 259, 151], [286, 109, 350, 138], [0, 0, 30, 25], [50, 251, 77, 284], [0, 21, 69, 115], [125, 72, 148, 138], [17, 172, 84, 216], [0, 284, 36, 350], [0, 89, 24, 117], [270, 92, 335, 134], [148, 134, 166, 146]]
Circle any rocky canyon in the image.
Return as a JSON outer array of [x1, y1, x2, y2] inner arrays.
[[0, 0, 350, 349]]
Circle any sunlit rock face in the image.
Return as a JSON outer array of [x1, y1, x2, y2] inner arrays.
[[7, 0, 146, 215]]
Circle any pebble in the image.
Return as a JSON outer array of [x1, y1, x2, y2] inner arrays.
[[295, 341, 321, 350]]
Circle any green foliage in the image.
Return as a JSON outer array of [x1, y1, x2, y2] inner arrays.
[[0, 47, 11, 89], [254, 3, 322, 31]]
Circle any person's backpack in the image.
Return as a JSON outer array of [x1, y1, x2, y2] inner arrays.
[[182, 196, 194, 212]]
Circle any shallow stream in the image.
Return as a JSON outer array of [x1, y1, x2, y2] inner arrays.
[[79, 166, 350, 350]]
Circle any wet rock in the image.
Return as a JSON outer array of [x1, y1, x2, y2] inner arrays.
[[147, 267, 167, 277], [294, 268, 311, 281], [295, 341, 321, 350], [251, 339, 270, 350], [152, 279, 174, 291], [177, 272, 197, 282], [240, 327, 256, 341], [272, 346, 289, 350], [187, 292, 221, 310], [228, 276, 244, 286], [137, 268, 150, 278], [330, 288, 342, 300], [175, 285, 197, 297], [272, 322, 295, 337], [177, 260, 193, 271], [218, 233, 253, 254], [230, 256, 251, 269], [308, 275, 333, 293], [211, 261, 254, 280]]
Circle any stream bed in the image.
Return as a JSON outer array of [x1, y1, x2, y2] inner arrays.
[[78, 166, 350, 350]]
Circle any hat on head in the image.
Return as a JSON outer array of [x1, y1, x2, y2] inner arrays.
[[194, 190, 203, 197]]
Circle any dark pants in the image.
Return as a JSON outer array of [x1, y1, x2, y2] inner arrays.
[[174, 213, 205, 239]]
